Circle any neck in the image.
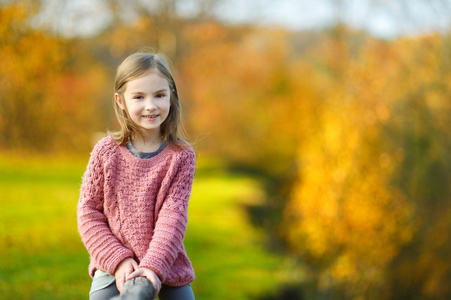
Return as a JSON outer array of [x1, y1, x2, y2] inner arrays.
[[131, 131, 163, 152]]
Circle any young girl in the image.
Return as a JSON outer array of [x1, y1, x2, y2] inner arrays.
[[77, 52, 196, 300]]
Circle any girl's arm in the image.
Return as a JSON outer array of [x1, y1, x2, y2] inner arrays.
[[77, 143, 134, 276], [139, 148, 196, 282]]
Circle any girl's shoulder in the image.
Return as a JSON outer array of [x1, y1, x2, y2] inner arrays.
[[90, 135, 120, 159], [93, 135, 117, 150], [168, 140, 196, 161]]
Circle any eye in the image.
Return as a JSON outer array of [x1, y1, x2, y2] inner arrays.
[[133, 95, 144, 100], [156, 93, 167, 98]]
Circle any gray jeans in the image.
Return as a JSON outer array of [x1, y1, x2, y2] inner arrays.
[[89, 273, 195, 300]]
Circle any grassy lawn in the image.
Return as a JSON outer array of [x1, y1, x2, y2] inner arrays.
[[0, 154, 283, 299]]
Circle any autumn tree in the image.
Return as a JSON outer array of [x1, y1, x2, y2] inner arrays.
[[4, 1, 451, 298], [0, 1, 108, 152], [380, 34, 451, 299], [283, 29, 451, 299]]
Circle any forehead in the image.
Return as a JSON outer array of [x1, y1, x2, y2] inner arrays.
[[125, 71, 169, 92]]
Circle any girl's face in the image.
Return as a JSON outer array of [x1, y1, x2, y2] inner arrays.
[[115, 71, 171, 137]]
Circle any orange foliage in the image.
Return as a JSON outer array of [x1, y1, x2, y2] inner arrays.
[[2, 2, 451, 297], [179, 23, 313, 176], [284, 33, 451, 298], [0, 2, 107, 152]]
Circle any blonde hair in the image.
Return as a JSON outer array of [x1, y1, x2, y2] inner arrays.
[[109, 51, 189, 150]]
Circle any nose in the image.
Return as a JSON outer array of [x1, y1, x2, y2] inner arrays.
[[145, 98, 157, 111]]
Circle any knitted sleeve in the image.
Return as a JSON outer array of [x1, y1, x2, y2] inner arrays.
[[139, 148, 196, 282], [77, 140, 134, 276]]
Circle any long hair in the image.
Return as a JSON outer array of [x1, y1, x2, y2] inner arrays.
[[109, 51, 189, 150]]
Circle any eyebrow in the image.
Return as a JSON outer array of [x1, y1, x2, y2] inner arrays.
[[154, 89, 169, 94], [129, 89, 168, 94]]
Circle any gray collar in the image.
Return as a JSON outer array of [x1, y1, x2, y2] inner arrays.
[[125, 138, 167, 159]]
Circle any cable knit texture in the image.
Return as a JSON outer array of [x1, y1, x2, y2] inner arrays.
[[77, 136, 196, 286]]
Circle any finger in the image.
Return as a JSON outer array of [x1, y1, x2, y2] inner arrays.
[[118, 273, 127, 292], [129, 270, 160, 293], [125, 267, 134, 279], [154, 281, 161, 294], [116, 279, 123, 293], [148, 276, 161, 294], [127, 268, 144, 280], [152, 282, 160, 300], [131, 259, 139, 270]]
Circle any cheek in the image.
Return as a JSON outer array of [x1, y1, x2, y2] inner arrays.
[[162, 102, 171, 120], [126, 102, 141, 113], [164, 99, 171, 112]]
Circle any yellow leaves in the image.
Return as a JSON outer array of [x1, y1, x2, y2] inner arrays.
[[178, 22, 303, 175], [286, 128, 415, 289], [0, 2, 28, 37], [1, 5, 450, 295], [280, 36, 433, 295], [109, 26, 144, 57], [0, 3, 111, 152], [184, 22, 226, 44]]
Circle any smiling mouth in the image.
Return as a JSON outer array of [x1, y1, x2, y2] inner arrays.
[[143, 114, 159, 119]]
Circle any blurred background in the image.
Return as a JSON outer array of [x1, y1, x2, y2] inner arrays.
[[1, 0, 451, 299]]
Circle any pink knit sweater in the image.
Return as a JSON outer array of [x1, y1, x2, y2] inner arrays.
[[77, 136, 196, 286]]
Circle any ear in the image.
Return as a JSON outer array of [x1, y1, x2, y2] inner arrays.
[[115, 93, 125, 110]]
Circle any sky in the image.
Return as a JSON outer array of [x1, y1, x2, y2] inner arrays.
[[32, 0, 451, 39]]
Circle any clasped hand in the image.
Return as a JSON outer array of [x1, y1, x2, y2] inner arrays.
[[114, 257, 161, 297]]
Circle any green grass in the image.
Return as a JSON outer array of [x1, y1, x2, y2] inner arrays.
[[0, 154, 284, 299]]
